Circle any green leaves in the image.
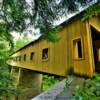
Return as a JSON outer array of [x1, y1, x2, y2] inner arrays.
[[0, 0, 96, 41], [0, 63, 19, 99], [42, 75, 59, 91], [2, 0, 27, 32], [0, 0, 98, 44], [72, 73, 100, 100], [43, 26, 61, 42], [0, 51, 19, 99], [14, 35, 31, 51], [0, 23, 14, 51], [82, 2, 100, 21]]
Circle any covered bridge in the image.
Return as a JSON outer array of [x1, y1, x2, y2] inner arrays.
[[7, 11, 100, 77]]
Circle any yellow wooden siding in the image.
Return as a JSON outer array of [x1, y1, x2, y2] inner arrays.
[[49, 42, 55, 74], [54, 28, 67, 75], [7, 29, 68, 76], [40, 40, 49, 73], [73, 21, 91, 76], [68, 18, 94, 77]]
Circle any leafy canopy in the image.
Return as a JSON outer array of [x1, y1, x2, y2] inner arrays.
[[0, 0, 99, 42]]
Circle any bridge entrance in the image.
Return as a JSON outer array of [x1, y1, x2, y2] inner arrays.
[[91, 26, 100, 73]]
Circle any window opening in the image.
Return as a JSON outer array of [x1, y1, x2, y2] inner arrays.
[[42, 48, 48, 59]]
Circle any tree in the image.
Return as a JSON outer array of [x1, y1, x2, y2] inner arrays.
[[0, 24, 13, 51], [0, 58, 17, 99], [0, 0, 99, 42], [0, 31, 32, 99], [14, 35, 32, 51], [0, 43, 18, 99]]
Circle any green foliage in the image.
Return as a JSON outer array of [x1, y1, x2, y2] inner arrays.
[[1, 0, 26, 32], [14, 36, 31, 51], [0, 0, 96, 43], [0, 25, 14, 51], [82, 2, 100, 21], [0, 36, 19, 99], [44, 26, 62, 42], [0, 59, 19, 99], [72, 73, 100, 100], [42, 75, 59, 91]]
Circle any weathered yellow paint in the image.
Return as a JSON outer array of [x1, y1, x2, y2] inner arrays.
[[7, 14, 100, 77], [89, 15, 100, 32]]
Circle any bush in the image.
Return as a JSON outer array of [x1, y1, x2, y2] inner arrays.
[[72, 73, 100, 100], [42, 75, 60, 91]]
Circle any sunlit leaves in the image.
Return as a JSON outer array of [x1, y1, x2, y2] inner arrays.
[[43, 75, 59, 91]]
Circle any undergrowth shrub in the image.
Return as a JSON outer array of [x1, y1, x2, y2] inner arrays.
[[72, 73, 100, 100]]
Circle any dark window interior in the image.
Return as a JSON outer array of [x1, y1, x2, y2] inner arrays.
[[30, 52, 34, 60], [19, 56, 21, 61], [13, 57, 16, 61], [42, 48, 48, 59], [77, 40, 82, 58], [16, 57, 18, 61], [91, 26, 100, 72], [73, 39, 83, 59], [91, 26, 100, 40], [24, 54, 26, 61], [15, 57, 17, 61]]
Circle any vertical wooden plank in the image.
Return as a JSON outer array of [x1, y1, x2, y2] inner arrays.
[[85, 21, 94, 77]]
